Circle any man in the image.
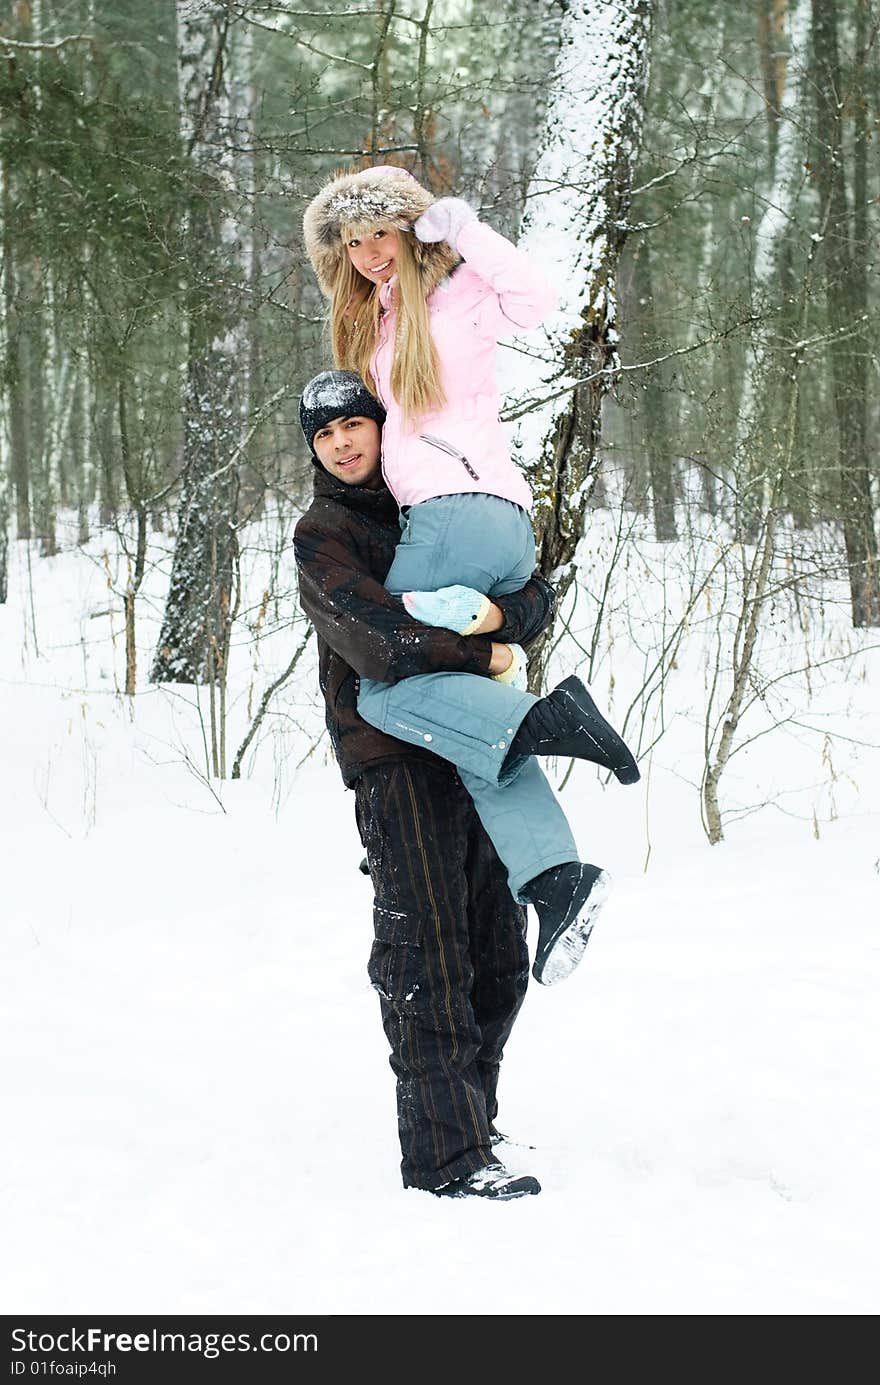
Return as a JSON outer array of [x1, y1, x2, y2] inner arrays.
[[293, 370, 557, 1200]]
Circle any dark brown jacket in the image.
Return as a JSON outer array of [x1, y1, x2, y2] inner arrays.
[[294, 465, 555, 786]]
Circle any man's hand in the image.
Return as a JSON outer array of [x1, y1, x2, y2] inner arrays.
[[489, 642, 528, 691], [489, 642, 513, 675]]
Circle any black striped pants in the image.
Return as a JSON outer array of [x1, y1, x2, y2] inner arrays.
[[355, 758, 530, 1190]]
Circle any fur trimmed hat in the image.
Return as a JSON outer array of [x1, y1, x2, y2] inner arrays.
[[302, 165, 459, 299]]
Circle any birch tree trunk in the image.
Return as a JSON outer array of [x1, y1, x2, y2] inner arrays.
[[687, 9, 729, 520], [151, 0, 246, 688], [501, 0, 653, 681], [735, 0, 809, 520]]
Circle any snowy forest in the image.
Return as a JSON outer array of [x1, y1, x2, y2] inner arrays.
[[3, 0, 879, 1317], [2, 0, 878, 837]]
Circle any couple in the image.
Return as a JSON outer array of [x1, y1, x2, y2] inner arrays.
[[294, 166, 639, 1201]]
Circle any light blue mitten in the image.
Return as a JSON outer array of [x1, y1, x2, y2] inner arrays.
[[402, 584, 492, 636]]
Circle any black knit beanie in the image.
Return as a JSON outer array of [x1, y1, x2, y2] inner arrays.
[[299, 370, 386, 456]]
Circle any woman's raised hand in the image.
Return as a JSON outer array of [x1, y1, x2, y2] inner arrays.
[[413, 198, 477, 250]]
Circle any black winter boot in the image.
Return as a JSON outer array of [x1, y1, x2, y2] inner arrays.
[[524, 861, 611, 986], [508, 675, 640, 784], [431, 1162, 541, 1200]]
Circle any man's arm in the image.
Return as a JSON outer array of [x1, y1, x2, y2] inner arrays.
[[294, 516, 495, 684], [490, 573, 556, 648]]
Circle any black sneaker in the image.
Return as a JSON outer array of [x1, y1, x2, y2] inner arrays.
[[513, 675, 640, 784], [526, 861, 611, 986], [431, 1162, 541, 1200]]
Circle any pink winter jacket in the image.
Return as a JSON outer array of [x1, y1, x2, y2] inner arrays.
[[371, 218, 557, 513]]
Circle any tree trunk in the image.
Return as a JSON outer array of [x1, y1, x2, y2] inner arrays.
[[27, 262, 57, 557], [152, 1, 245, 685], [757, 0, 788, 165], [0, 480, 7, 604], [635, 238, 677, 540], [234, 19, 264, 515], [117, 376, 148, 696], [502, 0, 653, 681], [71, 367, 91, 545], [1, 161, 31, 542], [685, 9, 728, 520], [93, 366, 118, 526], [811, 0, 880, 627], [735, 0, 809, 535]]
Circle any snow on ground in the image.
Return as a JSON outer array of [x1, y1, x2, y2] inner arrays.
[[1, 516, 878, 1315]]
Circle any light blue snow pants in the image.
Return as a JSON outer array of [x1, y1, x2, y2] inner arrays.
[[359, 494, 579, 901]]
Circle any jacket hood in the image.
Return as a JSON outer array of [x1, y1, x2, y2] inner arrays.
[[303, 165, 460, 300]]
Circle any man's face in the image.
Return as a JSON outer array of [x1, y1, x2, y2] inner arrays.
[[312, 415, 382, 489]]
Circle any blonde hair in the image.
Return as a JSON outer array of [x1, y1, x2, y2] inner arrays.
[[329, 223, 445, 424]]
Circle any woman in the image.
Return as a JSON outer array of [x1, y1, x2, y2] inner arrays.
[[303, 163, 547, 679]]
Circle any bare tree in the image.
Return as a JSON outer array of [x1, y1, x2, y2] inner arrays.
[[152, 0, 248, 711]]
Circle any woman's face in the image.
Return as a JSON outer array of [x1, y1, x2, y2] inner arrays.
[[345, 226, 400, 284]]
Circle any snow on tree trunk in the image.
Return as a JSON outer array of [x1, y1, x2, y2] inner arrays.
[[501, 0, 653, 670], [151, 0, 247, 685], [735, 0, 809, 475]]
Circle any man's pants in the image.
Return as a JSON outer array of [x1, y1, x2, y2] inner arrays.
[[359, 493, 579, 900], [355, 758, 530, 1191]]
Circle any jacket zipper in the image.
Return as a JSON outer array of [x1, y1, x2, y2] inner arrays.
[[418, 433, 481, 481], [372, 353, 393, 494]]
